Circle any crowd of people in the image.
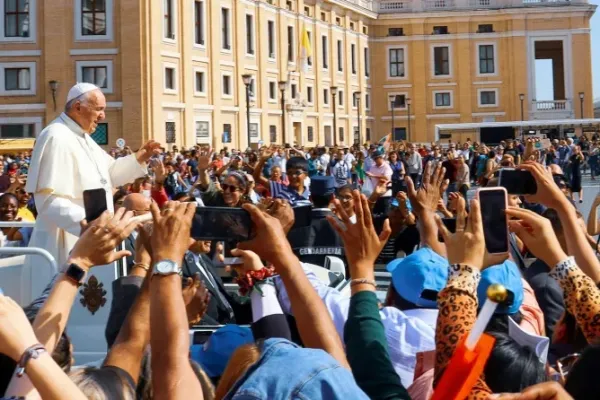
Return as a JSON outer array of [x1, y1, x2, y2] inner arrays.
[[2, 82, 600, 400]]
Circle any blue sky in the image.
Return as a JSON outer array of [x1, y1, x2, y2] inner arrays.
[[536, 0, 599, 101]]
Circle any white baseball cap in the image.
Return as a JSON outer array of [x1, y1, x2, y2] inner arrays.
[[66, 82, 101, 103]]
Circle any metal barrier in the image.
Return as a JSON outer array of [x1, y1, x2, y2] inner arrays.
[[0, 221, 58, 276]]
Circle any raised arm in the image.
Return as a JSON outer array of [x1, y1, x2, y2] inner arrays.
[[196, 155, 211, 190], [587, 194, 600, 236], [239, 202, 350, 369], [149, 201, 204, 399], [252, 150, 272, 187]]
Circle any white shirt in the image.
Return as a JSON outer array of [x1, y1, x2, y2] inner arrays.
[[343, 153, 356, 165]]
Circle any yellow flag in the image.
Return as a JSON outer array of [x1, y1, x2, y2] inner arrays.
[[299, 25, 312, 72]]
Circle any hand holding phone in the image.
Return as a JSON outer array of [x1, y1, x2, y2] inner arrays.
[[499, 169, 537, 195], [191, 207, 253, 241], [476, 187, 509, 255], [83, 188, 108, 223]]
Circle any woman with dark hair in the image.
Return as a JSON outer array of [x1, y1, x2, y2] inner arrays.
[[568, 145, 584, 203], [389, 151, 405, 196], [195, 155, 250, 208]]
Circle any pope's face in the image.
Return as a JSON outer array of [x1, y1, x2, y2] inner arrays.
[[75, 90, 106, 133]]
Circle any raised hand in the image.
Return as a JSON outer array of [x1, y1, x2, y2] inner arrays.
[[328, 190, 391, 276], [492, 381, 573, 400], [436, 198, 485, 268], [182, 273, 211, 325], [136, 140, 162, 164], [518, 162, 568, 210], [150, 201, 196, 263], [506, 207, 566, 267], [153, 159, 166, 185], [69, 209, 140, 270], [197, 155, 211, 171], [0, 294, 39, 361], [406, 162, 446, 216]]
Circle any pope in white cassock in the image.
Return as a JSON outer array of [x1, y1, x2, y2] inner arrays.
[[21, 83, 160, 301]]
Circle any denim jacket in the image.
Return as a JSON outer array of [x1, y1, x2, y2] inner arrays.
[[223, 338, 369, 400]]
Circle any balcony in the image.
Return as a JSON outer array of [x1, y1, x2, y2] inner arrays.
[[530, 100, 575, 120], [377, 0, 587, 13]]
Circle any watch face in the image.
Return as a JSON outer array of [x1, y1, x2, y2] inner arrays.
[[155, 260, 179, 275]]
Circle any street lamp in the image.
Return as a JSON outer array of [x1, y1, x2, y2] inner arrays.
[[406, 97, 412, 142], [241, 74, 253, 149], [389, 94, 396, 140], [331, 86, 338, 146], [49, 80, 59, 112], [519, 93, 525, 140], [579, 92, 585, 119], [354, 91, 361, 145], [278, 80, 287, 144]]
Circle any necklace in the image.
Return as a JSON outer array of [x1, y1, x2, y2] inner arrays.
[[78, 135, 108, 185]]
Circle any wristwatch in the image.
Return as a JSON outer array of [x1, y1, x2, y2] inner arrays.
[[65, 263, 87, 286], [152, 259, 181, 276]]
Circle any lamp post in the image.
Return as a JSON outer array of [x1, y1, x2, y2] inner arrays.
[[354, 91, 361, 145], [49, 80, 59, 112], [406, 97, 412, 142], [278, 80, 287, 144], [519, 93, 525, 140], [241, 74, 253, 149], [331, 86, 338, 146], [389, 95, 396, 140], [579, 92, 585, 119]]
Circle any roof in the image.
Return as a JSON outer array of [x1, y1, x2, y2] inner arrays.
[[435, 119, 600, 131], [0, 139, 35, 153]]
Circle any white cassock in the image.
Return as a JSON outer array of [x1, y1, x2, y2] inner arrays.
[[20, 112, 147, 303]]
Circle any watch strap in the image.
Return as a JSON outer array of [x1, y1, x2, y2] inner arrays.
[[64, 263, 87, 286], [16, 344, 46, 377]]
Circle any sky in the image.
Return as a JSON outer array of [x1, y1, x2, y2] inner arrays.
[[536, 0, 599, 102]]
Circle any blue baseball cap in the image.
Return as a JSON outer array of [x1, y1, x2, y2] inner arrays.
[[386, 247, 449, 308], [190, 325, 254, 378], [477, 260, 523, 315], [310, 175, 336, 197]]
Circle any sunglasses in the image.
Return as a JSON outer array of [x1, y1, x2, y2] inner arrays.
[[287, 170, 306, 177], [222, 183, 242, 193]]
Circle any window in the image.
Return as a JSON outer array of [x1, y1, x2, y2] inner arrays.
[[307, 86, 313, 104], [248, 77, 256, 99], [335, 17, 341, 26], [81, 0, 107, 36], [364, 48, 370, 77], [194, 70, 205, 94], [388, 28, 403, 37], [286, 0, 292, 10], [4, 0, 30, 38], [195, 121, 209, 143], [245, 14, 254, 55], [351, 44, 356, 74], [287, 26, 294, 63], [304, 6, 310, 16], [268, 81, 276, 101], [221, 7, 230, 50], [338, 127, 344, 142], [76, 60, 113, 93], [81, 66, 107, 88], [366, 127, 371, 141], [0, 62, 34, 95], [307, 31, 312, 66], [307, 126, 314, 142], [194, 1, 204, 45], [322, 36, 328, 69], [163, 0, 174, 39], [365, 92, 371, 109], [0, 123, 34, 138], [222, 124, 232, 143], [337, 40, 343, 72], [352, 93, 358, 108], [165, 121, 176, 144], [269, 125, 277, 143], [321, 12, 326, 22], [353, 127, 359, 143], [478, 24, 494, 33], [338, 90, 344, 107], [222, 74, 232, 96], [390, 94, 406, 109], [90, 123, 108, 145], [433, 26, 448, 35], [74, 0, 111, 41], [350, 22, 355, 31], [362, 26, 367, 34], [478, 44, 495, 74], [389, 48, 405, 78], [435, 92, 452, 107], [291, 83, 297, 100], [267, 20, 275, 58], [433, 46, 449, 76], [164, 67, 175, 91], [479, 89, 497, 106], [250, 123, 258, 138], [323, 88, 329, 105]]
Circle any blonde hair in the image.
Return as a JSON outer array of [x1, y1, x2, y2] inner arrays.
[[68, 367, 135, 400], [214, 344, 261, 400]]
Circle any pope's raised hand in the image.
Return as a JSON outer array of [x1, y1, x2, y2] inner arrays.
[[136, 140, 162, 164]]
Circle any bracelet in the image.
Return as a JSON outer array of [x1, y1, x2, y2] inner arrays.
[[132, 263, 150, 272], [350, 278, 377, 288], [236, 266, 277, 297], [16, 344, 46, 377]]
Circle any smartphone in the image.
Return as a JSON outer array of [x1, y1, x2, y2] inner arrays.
[[499, 169, 537, 195], [191, 207, 253, 241], [292, 205, 312, 229], [83, 188, 108, 222], [477, 187, 509, 255]]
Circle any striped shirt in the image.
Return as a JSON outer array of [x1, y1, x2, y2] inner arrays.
[[270, 181, 311, 205]]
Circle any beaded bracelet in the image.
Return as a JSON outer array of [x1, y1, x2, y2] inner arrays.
[[236, 266, 277, 296]]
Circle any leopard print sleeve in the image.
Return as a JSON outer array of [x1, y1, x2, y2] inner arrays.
[[434, 264, 492, 400], [549, 258, 600, 344]]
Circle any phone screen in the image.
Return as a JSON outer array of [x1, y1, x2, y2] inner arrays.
[[478, 189, 508, 254], [83, 188, 108, 222], [191, 207, 252, 241], [499, 169, 537, 195]]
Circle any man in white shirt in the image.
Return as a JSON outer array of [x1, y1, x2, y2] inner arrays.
[[459, 142, 471, 161]]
